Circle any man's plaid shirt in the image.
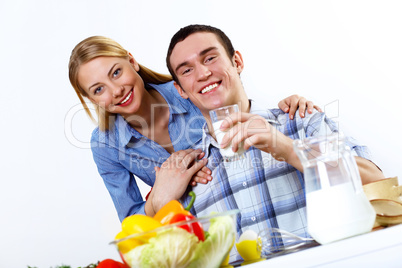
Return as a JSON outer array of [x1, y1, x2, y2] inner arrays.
[[181, 100, 372, 262]]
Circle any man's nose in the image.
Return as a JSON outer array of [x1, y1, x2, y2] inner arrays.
[[196, 64, 212, 81]]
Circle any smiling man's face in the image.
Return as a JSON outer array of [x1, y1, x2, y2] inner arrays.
[[170, 32, 246, 118]]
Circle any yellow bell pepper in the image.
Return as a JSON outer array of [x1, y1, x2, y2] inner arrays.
[[115, 214, 162, 253], [114, 230, 142, 254]]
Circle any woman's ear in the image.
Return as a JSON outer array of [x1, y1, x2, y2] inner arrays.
[[128, 52, 140, 72], [233, 50, 244, 74], [173, 81, 189, 99]]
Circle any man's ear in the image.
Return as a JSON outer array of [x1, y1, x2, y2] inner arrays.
[[128, 52, 140, 72], [233, 50, 244, 74], [173, 81, 189, 99]]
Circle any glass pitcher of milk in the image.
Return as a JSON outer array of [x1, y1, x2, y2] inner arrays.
[[293, 132, 375, 244]]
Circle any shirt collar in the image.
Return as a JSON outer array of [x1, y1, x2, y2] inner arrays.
[[149, 82, 189, 115], [115, 82, 191, 147]]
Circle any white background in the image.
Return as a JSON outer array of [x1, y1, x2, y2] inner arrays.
[[1, 1, 401, 267]]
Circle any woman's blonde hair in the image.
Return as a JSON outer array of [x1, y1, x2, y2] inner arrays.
[[68, 36, 172, 131]]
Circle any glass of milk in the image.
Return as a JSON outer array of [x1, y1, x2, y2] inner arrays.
[[209, 104, 246, 162], [293, 132, 376, 244]]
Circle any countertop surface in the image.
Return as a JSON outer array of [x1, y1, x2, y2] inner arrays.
[[242, 224, 402, 268]]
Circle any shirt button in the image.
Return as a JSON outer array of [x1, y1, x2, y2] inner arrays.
[[243, 182, 247, 187], [251, 216, 256, 221]]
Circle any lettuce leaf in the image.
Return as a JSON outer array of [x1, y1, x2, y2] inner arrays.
[[124, 227, 198, 268], [123, 214, 235, 268], [188, 214, 236, 268]]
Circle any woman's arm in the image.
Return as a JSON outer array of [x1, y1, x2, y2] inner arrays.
[[278, 94, 322, 120], [91, 140, 146, 222], [145, 149, 208, 216]]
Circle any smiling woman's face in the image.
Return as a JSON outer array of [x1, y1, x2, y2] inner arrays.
[[77, 56, 146, 118]]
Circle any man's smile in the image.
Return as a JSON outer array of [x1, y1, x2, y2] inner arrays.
[[201, 82, 220, 94]]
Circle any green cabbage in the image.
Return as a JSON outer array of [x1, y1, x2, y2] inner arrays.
[[189, 214, 236, 268], [123, 215, 235, 268], [124, 227, 199, 268]]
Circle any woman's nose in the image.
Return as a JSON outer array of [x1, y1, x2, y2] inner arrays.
[[112, 85, 124, 98]]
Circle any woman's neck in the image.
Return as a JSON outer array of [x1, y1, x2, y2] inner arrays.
[[126, 88, 169, 133]]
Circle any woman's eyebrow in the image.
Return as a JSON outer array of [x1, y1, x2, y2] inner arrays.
[[89, 63, 118, 90]]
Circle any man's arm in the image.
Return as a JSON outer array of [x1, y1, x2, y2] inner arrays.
[[355, 156, 384, 185], [220, 110, 384, 185]]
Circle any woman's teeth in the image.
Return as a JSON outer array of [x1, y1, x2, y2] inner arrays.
[[120, 91, 132, 104], [201, 83, 218, 94]]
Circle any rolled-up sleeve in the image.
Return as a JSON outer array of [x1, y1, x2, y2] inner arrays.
[[91, 132, 146, 222]]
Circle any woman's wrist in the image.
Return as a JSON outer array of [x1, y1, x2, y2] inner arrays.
[[144, 191, 156, 216]]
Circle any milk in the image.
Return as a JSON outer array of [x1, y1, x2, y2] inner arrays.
[[212, 120, 245, 160], [306, 181, 376, 244]]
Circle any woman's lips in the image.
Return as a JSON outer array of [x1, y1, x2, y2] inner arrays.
[[117, 89, 133, 107]]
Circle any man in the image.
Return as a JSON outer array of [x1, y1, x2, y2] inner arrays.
[[160, 24, 383, 261]]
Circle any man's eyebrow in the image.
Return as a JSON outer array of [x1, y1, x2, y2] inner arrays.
[[89, 63, 118, 90], [174, 46, 218, 74]]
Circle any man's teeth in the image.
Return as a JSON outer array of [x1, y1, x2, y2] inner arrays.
[[120, 91, 132, 104], [201, 83, 218, 94]]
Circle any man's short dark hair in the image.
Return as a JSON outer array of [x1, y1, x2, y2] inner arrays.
[[166, 24, 235, 84]]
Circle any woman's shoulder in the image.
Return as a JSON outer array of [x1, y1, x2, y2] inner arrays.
[[90, 124, 117, 145], [149, 81, 198, 109]]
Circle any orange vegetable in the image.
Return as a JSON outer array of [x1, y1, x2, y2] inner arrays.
[[153, 199, 192, 225]]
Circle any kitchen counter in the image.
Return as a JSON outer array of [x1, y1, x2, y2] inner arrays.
[[245, 224, 402, 267]]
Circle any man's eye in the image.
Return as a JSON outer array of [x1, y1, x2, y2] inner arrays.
[[182, 68, 191, 75], [205, 56, 216, 62]]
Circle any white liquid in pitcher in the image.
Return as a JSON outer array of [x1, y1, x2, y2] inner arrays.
[[212, 120, 245, 159], [306, 181, 375, 244]]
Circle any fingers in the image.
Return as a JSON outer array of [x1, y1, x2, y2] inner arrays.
[[313, 104, 323, 113], [220, 120, 243, 151], [219, 112, 253, 130], [277, 99, 290, 113], [296, 97, 307, 118], [170, 148, 209, 177], [305, 101, 314, 114], [167, 149, 202, 169], [192, 167, 212, 184], [288, 95, 301, 120], [188, 157, 208, 174], [221, 114, 269, 152]]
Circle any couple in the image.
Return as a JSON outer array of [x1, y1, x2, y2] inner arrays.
[[69, 24, 383, 261]]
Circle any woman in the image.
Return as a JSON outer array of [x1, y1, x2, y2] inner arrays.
[[68, 36, 319, 221]]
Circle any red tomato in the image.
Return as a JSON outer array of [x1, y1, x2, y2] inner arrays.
[[97, 259, 128, 268]]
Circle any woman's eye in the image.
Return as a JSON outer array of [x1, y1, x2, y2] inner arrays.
[[112, 68, 121, 77], [94, 86, 102, 95]]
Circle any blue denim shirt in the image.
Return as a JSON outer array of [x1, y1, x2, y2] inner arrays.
[[91, 81, 205, 221]]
